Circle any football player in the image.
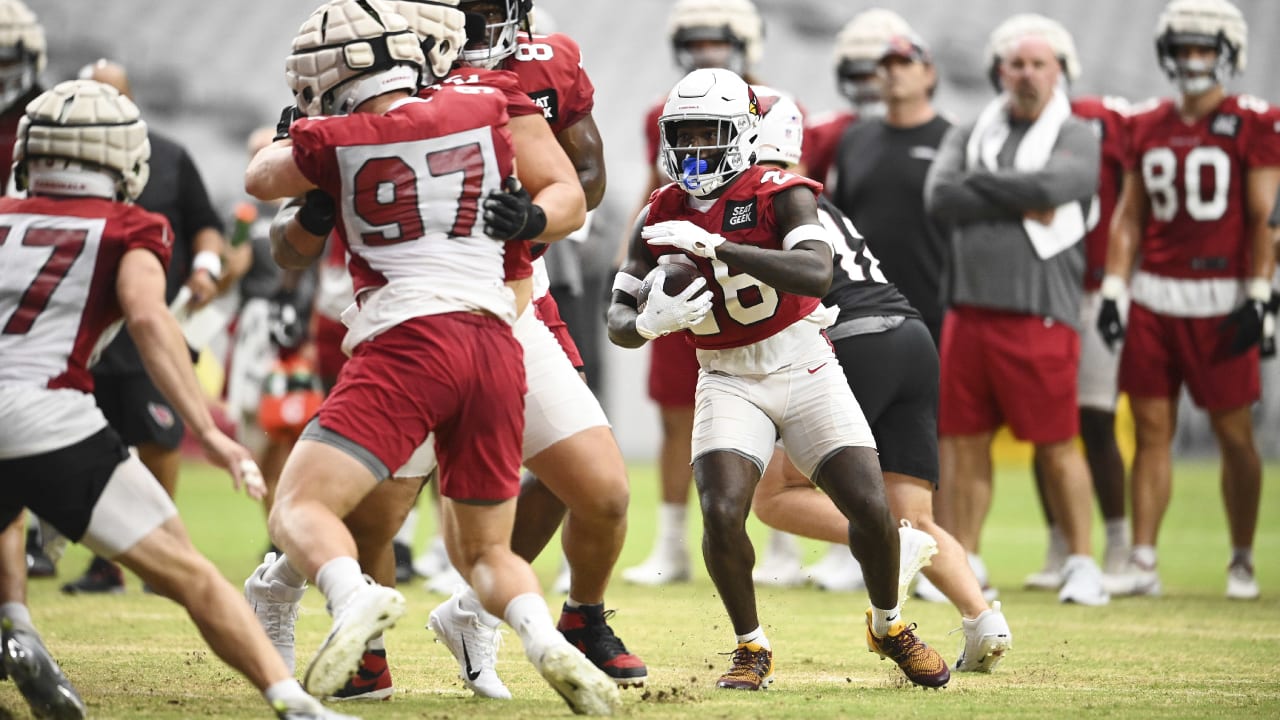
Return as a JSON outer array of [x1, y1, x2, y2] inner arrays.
[[0, 78, 348, 720], [1102, 0, 1279, 600], [609, 67, 949, 691]]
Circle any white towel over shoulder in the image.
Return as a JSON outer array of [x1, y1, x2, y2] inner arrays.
[[964, 88, 1084, 260]]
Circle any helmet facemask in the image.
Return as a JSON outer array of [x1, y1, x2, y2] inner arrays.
[[1157, 32, 1235, 95], [0, 0, 46, 111], [459, 0, 523, 69], [836, 57, 883, 115], [672, 26, 746, 75]]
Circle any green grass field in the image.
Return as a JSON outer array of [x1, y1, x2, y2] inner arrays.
[[3, 458, 1278, 719]]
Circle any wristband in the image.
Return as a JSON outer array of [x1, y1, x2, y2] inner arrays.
[[296, 190, 336, 237], [1247, 277, 1272, 303], [1100, 275, 1126, 301], [192, 251, 222, 282]]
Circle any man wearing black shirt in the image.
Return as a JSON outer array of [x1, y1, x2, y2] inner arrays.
[[831, 34, 950, 346]]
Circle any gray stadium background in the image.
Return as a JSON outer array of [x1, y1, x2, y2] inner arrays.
[[32, 0, 1280, 458]]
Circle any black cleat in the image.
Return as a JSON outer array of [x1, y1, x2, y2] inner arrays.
[[60, 557, 123, 595]]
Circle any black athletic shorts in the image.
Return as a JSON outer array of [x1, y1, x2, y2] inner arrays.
[[0, 427, 129, 542], [832, 317, 939, 486], [93, 372, 185, 449]]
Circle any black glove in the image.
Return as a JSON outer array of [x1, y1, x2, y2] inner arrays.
[[295, 189, 336, 237], [1096, 298, 1125, 352], [267, 289, 307, 350], [483, 176, 547, 241], [275, 105, 302, 142], [1261, 290, 1279, 359], [1220, 297, 1266, 356]]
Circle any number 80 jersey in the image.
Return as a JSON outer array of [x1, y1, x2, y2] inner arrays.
[[1127, 94, 1280, 280]]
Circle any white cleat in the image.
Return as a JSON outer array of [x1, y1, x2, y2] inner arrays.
[[1102, 542, 1131, 577], [1023, 568, 1063, 591], [272, 694, 360, 719], [752, 531, 806, 588], [897, 522, 938, 605], [955, 600, 1012, 672], [413, 536, 451, 579], [427, 591, 511, 699], [1226, 562, 1259, 600], [423, 565, 466, 595], [535, 643, 622, 716], [1058, 555, 1110, 606], [1025, 527, 1068, 591], [809, 545, 866, 592], [304, 583, 407, 697], [620, 553, 690, 586], [1103, 559, 1162, 597], [244, 553, 306, 674]]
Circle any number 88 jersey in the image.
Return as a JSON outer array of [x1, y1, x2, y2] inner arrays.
[[1127, 94, 1280, 281]]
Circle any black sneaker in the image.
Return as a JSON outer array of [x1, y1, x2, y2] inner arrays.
[[60, 556, 124, 595], [1, 619, 86, 719], [392, 542, 414, 585], [556, 604, 647, 687], [25, 528, 56, 579]]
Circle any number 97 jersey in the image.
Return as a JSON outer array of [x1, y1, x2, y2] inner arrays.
[[1127, 94, 1280, 280]]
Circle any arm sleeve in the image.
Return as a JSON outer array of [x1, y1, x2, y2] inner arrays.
[[924, 123, 1021, 224], [963, 120, 1101, 210]]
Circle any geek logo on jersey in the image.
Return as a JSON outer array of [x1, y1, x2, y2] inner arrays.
[[722, 198, 757, 232], [528, 89, 559, 122], [1211, 113, 1240, 138]]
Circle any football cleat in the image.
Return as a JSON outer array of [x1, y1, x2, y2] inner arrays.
[[327, 649, 393, 701], [423, 565, 466, 595], [620, 551, 690, 586], [25, 527, 56, 579], [1058, 555, 1110, 606], [955, 601, 1012, 673], [1226, 561, 1259, 600], [865, 609, 950, 688], [1, 619, 86, 720], [244, 552, 306, 674], [897, 522, 938, 605], [60, 556, 123, 595], [715, 642, 773, 691], [534, 643, 622, 715], [427, 590, 511, 699], [557, 604, 647, 687], [751, 530, 806, 588], [392, 541, 415, 585], [272, 694, 360, 720], [303, 582, 406, 697], [806, 543, 864, 591]]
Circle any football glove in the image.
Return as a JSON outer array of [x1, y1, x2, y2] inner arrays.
[[274, 105, 301, 142], [483, 176, 547, 241], [1262, 290, 1279, 359], [267, 289, 308, 350], [643, 220, 725, 261], [1220, 280, 1272, 357], [1096, 275, 1125, 352], [634, 272, 712, 341]]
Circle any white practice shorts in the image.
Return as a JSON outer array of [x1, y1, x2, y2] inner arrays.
[[692, 323, 875, 478], [1077, 290, 1129, 412], [394, 304, 610, 477], [84, 451, 179, 559]]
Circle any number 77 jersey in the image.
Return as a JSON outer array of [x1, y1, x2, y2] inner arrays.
[[1127, 94, 1280, 282]]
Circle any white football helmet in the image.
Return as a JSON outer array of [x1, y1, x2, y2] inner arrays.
[[1155, 0, 1246, 95], [13, 79, 150, 201], [833, 8, 911, 112], [667, 0, 764, 76], [659, 68, 760, 198], [388, 1, 468, 82], [0, 0, 44, 111], [985, 14, 1081, 93], [753, 90, 802, 168], [458, 0, 530, 69], [286, 0, 425, 117]]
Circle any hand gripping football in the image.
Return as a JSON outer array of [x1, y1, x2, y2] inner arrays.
[[638, 262, 703, 311]]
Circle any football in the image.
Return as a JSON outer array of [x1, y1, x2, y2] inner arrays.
[[638, 261, 703, 310]]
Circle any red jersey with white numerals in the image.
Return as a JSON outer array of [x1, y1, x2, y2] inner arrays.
[[0, 195, 172, 392], [1072, 96, 1131, 290], [801, 109, 856, 188], [1126, 94, 1280, 280], [500, 32, 595, 135], [289, 91, 515, 301], [644, 165, 823, 350]]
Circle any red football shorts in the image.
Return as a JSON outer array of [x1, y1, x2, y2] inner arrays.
[[938, 306, 1080, 444], [533, 293, 583, 369], [648, 332, 699, 408], [312, 314, 349, 387], [318, 312, 526, 501], [1119, 302, 1260, 411]]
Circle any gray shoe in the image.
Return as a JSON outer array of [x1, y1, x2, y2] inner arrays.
[[1, 619, 86, 720]]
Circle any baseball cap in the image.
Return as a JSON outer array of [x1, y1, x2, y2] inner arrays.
[[879, 33, 931, 63]]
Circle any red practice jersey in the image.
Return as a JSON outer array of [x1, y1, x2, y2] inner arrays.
[[644, 165, 822, 350], [501, 32, 595, 135], [0, 195, 172, 393], [1127, 94, 1280, 280], [800, 109, 856, 189], [1072, 96, 1131, 290]]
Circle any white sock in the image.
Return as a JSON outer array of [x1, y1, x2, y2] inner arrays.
[[1048, 525, 1068, 558], [735, 626, 770, 650], [1231, 547, 1253, 568], [1104, 518, 1129, 550], [504, 592, 563, 661], [263, 678, 310, 705], [264, 553, 308, 589], [658, 502, 688, 550], [315, 556, 366, 612], [0, 602, 35, 633], [1131, 545, 1157, 570], [366, 634, 385, 652], [870, 604, 903, 637], [394, 509, 417, 546], [460, 587, 503, 628]]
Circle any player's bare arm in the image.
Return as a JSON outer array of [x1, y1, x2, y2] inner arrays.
[[607, 207, 659, 348], [245, 139, 315, 201], [556, 113, 606, 210], [1104, 169, 1149, 282], [267, 196, 327, 270], [508, 113, 586, 241], [710, 186, 834, 298], [1245, 166, 1280, 282]]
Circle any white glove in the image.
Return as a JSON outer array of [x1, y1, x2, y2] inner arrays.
[[642, 220, 726, 260], [635, 273, 713, 340]]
